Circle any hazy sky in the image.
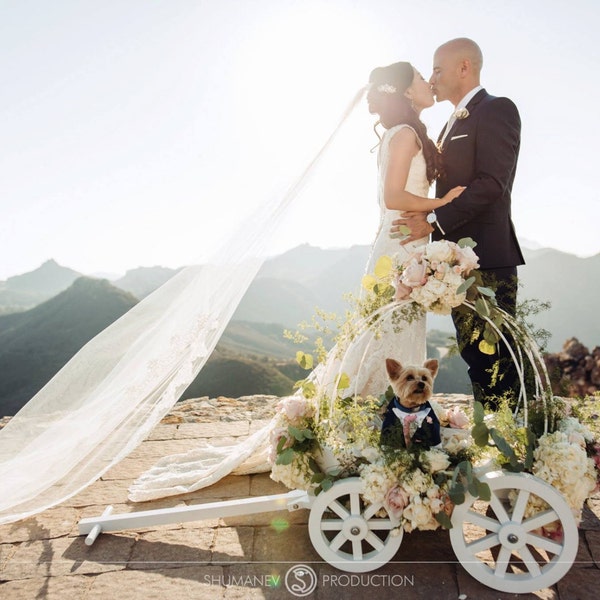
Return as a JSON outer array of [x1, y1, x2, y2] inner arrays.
[[1, 0, 598, 279]]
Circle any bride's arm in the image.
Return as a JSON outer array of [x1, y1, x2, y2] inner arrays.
[[384, 128, 464, 210]]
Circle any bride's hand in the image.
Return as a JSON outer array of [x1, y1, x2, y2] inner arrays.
[[442, 185, 466, 204]]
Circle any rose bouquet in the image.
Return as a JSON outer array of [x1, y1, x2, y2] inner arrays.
[[394, 239, 482, 315]]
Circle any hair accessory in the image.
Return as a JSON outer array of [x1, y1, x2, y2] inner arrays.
[[376, 83, 397, 94]]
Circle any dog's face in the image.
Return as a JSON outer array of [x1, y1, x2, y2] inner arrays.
[[385, 358, 439, 409]]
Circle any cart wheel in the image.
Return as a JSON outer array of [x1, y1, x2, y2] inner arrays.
[[449, 470, 578, 593], [308, 477, 402, 573]]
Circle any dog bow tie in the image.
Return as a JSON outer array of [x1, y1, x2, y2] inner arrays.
[[392, 406, 432, 428]]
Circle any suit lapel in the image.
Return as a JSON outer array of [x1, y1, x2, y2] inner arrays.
[[439, 88, 488, 151]]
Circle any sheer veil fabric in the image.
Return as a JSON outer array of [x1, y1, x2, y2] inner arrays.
[[0, 87, 368, 525], [127, 124, 429, 502]]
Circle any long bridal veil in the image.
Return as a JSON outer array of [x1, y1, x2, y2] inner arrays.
[[0, 86, 368, 525]]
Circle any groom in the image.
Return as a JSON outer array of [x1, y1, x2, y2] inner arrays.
[[393, 38, 525, 409]]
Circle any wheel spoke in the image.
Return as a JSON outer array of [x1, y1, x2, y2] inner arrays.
[[363, 503, 381, 520], [365, 532, 385, 551], [494, 545, 512, 577], [525, 532, 564, 555], [511, 489, 530, 523], [519, 545, 542, 576], [329, 531, 347, 552], [320, 519, 344, 531], [490, 493, 511, 523], [463, 509, 502, 532], [367, 518, 394, 530], [522, 509, 559, 532], [466, 533, 499, 555], [350, 492, 361, 516], [352, 538, 363, 560], [328, 499, 350, 519]]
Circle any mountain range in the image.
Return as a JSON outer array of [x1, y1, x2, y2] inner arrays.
[[0, 243, 597, 416]]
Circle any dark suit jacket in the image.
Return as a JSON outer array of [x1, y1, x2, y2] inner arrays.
[[433, 89, 525, 270]]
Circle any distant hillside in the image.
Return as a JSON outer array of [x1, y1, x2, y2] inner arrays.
[[113, 266, 180, 299], [180, 352, 302, 400], [0, 277, 138, 416], [518, 249, 600, 351], [1, 243, 597, 416], [0, 259, 83, 314]]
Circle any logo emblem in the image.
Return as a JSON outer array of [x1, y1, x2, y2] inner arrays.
[[284, 564, 318, 597]]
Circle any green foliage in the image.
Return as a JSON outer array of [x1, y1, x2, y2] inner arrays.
[[471, 400, 537, 472]]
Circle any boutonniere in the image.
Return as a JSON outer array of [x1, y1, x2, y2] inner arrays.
[[453, 107, 469, 120]]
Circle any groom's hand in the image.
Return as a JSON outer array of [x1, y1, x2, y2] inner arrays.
[[390, 211, 434, 245]]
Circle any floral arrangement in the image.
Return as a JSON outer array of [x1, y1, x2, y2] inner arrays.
[[269, 389, 600, 536], [363, 238, 483, 316]]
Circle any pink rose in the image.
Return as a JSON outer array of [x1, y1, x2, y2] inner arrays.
[[447, 406, 470, 429], [400, 258, 427, 287], [277, 396, 312, 423], [384, 485, 410, 519], [395, 281, 412, 301], [456, 246, 480, 274]]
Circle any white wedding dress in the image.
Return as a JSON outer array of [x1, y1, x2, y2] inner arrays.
[[128, 124, 430, 501]]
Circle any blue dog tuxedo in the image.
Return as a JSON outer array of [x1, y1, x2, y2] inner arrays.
[[380, 398, 441, 449]]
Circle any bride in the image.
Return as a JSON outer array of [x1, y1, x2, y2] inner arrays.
[[127, 61, 464, 501]]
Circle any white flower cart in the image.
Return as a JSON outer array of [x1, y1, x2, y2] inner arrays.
[[79, 465, 580, 594], [80, 240, 593, 594]]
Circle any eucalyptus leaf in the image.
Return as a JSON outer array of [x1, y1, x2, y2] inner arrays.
[[476, 286, 496, 298], [321, 478, 334, 492], [456, 276, 476, 295], [477, 481, 491, 502], [276, 447, 295, 465], [472, 422, 489, 446], [468, 481, 479, 497], [473, 401, 485, 424], [311, 472, 326, 483], [474, 297, 491, 317], [399, 225, 411, 236], [435, 512, 453, 529], [457, 237, 477, 248], [276, 435, 288, 453], [483, 324, 500, 345], [490, 429, 516, 460], [449, 489, 466, 505]]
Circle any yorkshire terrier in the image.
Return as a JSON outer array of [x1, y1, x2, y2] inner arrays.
[[380, 358, 442, 449]]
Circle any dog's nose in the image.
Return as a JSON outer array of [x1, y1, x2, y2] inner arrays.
[[417, 381, 425, 389]]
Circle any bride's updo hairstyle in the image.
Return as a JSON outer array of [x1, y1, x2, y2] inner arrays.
[[369, 61, 440, 183]]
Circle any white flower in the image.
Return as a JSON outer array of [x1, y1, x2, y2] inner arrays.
[[422, 449, 451, 473], [376, 83, 397, 94], [453, 107, 470, 120], [270, 452, 313, 491], [277, 396, 314, 424], [424, 241, 454, 263], [455, 245, 480, 274]]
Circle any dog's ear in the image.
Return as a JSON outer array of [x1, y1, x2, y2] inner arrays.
[[386, 358, 403, 380], [423, 358, 439, 379]]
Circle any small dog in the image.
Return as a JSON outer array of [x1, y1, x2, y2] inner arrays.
[[380, 358, 441, 449]]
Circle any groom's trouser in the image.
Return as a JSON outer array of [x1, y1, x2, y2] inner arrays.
[[451, 267, 519, 410]]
